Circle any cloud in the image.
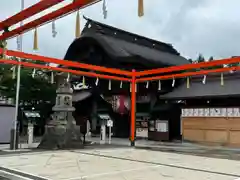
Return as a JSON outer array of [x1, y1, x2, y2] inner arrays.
[[1, 0, 240, 60]]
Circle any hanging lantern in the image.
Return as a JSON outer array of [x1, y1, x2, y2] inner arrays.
[[102, 0, 107, 19], [186, 77, 190, 89], [75, 10, 81, 38], [202, 75, 206, 84], [113, 95, 130, 115], [108, 80, 111, 90], [138, 0, 144, 17], [221, 73, 224, 86], [95, 77, 99, 86], [120, 81, 123, 88], [158, 80, 161, 90], [172, 78, 175, 87], [33, 28, 38, 50], [146, 81, 149, 89]]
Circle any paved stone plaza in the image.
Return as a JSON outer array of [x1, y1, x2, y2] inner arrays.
[[0, 147, 240, 180]]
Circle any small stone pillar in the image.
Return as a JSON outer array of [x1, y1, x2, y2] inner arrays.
[[100, 120, 106, 145], [28, 122, 34, 148], [38, 74, 83, 149], [86, 120, 91, 136]]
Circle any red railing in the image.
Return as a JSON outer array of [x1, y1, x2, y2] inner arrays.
[[1, 48, 240, 146]]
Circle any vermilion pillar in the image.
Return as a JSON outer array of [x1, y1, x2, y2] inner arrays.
[[130, 69, 136, 146]]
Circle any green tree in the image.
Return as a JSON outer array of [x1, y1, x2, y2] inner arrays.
[[0, 63, 56, 103], [227, 57, 239, 68], [188, 58, 193, 63], [191, 54, 206, 71], [209, 56, 214, 61], [196, 54, 205, 63], [0, 61, 57, 125], [204, 56, 222, 70]]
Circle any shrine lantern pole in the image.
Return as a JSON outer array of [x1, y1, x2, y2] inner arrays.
[[12, 0, 25, 151]]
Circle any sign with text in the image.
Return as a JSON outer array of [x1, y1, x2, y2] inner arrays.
[[182, 108, 240, 117]]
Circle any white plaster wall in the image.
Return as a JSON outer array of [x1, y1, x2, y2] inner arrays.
[[0, 106, 15, 143]]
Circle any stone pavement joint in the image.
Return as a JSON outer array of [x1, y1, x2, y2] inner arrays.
[[67, 165, 160, 180], [1, 143, 240, 179], [75, 150, 240, 178], [0, 166, 49, 180]]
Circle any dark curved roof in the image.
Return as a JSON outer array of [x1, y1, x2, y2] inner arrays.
[[64, 17, 189, 67]]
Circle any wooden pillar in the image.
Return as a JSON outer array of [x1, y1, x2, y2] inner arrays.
[[130, 69, 136, 146]]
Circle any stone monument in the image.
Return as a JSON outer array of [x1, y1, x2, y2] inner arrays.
[[38, 73, 83, 149]]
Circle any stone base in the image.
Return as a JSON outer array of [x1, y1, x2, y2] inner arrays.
[[130, 140, 135, 147], [10, 129, 19, 150], [38, 124, 83, 150]]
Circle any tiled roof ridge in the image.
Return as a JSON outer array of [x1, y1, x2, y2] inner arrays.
[[82, 16, 180, 56]]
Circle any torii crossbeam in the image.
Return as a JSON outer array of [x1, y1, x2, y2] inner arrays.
[[0, 0, 102, 40]]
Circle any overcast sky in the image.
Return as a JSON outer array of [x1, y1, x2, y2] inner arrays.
[[1, 0, 240, 61]]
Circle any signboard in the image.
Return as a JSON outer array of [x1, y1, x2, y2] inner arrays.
[[99, 114, 110, 120], [156, 120, 168, 132], [136, 120, 148, 138], [24, 111, 41, 118], [149, 120, 155, 131], [72, 82, 90, 90], [182, 108, 240, 117]]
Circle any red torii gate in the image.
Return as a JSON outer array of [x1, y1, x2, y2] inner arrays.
[[1, 0, 240, 146]]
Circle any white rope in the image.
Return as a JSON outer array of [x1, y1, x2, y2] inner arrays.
[[202, 75, 206, 84], [172, 78, 175, 87], [32, 68, 36, 78], [51, 72, 54, 84], [158, 80, 161, 90], [146, 81, 149, 89], [95, 77, 99, 86], [120, 81, 123, 88], [66, 73, 70, 82], [11, 66, 16, 79], [108, 79, 111, 90]]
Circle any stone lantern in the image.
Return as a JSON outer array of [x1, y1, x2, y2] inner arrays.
[[38, 73, 83, 149]]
